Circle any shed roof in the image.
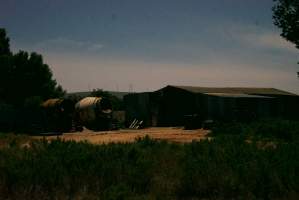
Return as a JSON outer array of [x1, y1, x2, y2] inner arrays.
[[166, 85, 297, 96], [205, 93, 274, 98]]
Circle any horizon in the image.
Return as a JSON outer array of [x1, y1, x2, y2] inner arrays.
[[68, 85, 298, 96]]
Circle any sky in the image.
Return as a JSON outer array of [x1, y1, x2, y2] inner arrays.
[[1, 0, 299, 93]]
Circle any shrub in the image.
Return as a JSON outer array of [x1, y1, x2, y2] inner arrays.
[[0, 136, 298, 199], [211, 119, 299, 142]]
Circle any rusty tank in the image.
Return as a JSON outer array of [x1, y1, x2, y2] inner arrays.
[[75, 97, 112, 130], [41, 98, 78, 132]]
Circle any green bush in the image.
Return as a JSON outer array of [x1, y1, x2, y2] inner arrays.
[[0, 136, 298, 199], [211, 119, 299, 141]]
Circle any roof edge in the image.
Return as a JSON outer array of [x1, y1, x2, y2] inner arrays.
[[166, 85, 298, 96]]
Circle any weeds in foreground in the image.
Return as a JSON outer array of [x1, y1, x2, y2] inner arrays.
[[211, 119, 299, 142], [0, 133, 298, 200]]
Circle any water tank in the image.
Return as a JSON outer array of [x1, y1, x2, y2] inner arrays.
[[75, 97, 112, 130]]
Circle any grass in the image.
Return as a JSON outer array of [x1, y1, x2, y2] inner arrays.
[[0, 125, 299, 200], [211, 119, 299, 142], [0, 132, 31, 148]]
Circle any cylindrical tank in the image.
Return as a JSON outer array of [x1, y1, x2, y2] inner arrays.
[[75, 97, 112, 130], [41, 98, 76, 132]]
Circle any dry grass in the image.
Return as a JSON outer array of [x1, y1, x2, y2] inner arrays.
[[33, 127, 210, 144]]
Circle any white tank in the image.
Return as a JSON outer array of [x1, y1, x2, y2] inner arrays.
[[75, 97, 112, 130]]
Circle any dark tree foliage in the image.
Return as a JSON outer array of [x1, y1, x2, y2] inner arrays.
[[273, 0, 299, 49], [0, 28, 65, 106], [0, 29, 11, 56], [91, 89, 124, 110]]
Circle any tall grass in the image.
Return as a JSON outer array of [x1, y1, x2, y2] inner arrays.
[[0, 134, 298, 199], [211, 119, 299, 141]]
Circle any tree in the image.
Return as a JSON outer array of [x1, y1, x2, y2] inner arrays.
[[0, 28, 65, 106], [0, 29, 11, 56], [272, 0, 299, 49]]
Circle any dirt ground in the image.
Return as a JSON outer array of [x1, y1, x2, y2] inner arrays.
[[35, 127, 210, 144]]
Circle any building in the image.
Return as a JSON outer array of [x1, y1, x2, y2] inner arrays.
[[124, 85, 299, 127]]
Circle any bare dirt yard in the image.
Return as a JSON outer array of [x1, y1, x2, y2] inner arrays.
[[35, 127, 210, 144]]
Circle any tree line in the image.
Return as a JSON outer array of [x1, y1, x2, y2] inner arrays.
[[0, 29, 65, 108]]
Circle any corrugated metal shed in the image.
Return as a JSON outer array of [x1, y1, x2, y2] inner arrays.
[[166, 85, 297, 96], [124, 85, 299, 127], [205, 93, 274, 98]]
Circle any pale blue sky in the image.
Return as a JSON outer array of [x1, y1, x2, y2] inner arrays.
[[1, 0, 298, 93]]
